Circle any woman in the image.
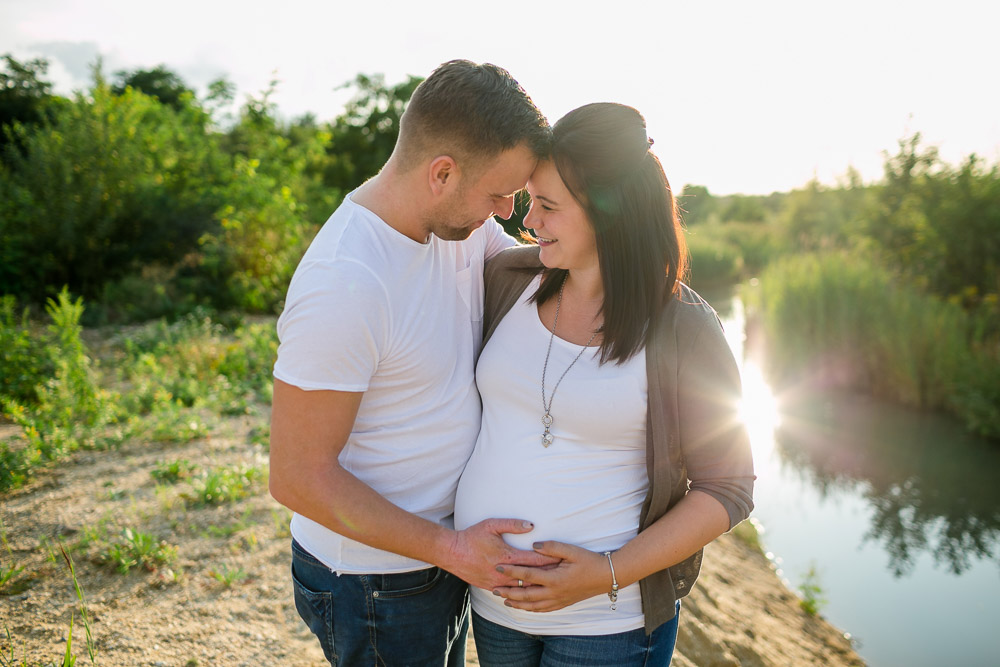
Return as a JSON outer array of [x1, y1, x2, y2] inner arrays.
[[453, 103, 755, 666]]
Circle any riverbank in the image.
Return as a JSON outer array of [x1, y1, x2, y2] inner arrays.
[[0, 411, 862, 666]]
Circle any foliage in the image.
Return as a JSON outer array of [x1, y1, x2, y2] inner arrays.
[[775, 175, 871, 253], [186, 464, 267, 506], [150, 458, 198, 484], [686, 232, 745, 288], [118, 310, 277, 415], [0, 562, 26, 593], [0, 295, 54, 403], [0, 288, 124, 491], [866, 133, 1000, 302], [0, 54, 63, 158], [678, 184, 715, 226], [112, 64, 194, 111], [748, 253, 1000, 438], [0, 73, 225, 303], [96, 527, 177, 574], [207, 563, 248, 587], [58, 544, 97, 665], [797, 563, 827, 616], [323, 73, 422, 192]]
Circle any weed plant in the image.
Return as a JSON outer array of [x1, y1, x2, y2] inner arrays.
[[0, 289, 122, 491], [0, 296, 54, 404], [97, 527, 177, 574], [0, 298, 277, 492], [207, 563, 248, 588], [200, 507, 255, 538], [0, 562, 26, 593], [58, 544, 97, 665], [118, 311, 276, 418], [151, 458, 198, 483], [797, 563, 827, 616], [186, 464, 267, 506]]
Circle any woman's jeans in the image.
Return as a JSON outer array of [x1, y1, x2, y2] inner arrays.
[[290, 539, 470, 666], [471, 601, 681, 667]]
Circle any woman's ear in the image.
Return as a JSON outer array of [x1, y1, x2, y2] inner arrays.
[[428, 155, 458, 196]]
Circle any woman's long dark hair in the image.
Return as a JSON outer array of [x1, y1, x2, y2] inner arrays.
[[533, 103, 687, 365]]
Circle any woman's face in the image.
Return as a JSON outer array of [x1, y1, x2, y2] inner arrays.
[[523, 160, 599, 273]]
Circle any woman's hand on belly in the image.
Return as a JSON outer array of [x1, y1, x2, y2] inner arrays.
[[492, 541, 612, 612]]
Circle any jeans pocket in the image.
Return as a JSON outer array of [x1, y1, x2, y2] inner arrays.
[[291, 560, 336, 664], [372, 566, 446, 599]]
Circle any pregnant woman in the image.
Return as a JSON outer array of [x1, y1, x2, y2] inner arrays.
[[454, 103, 755, 666]]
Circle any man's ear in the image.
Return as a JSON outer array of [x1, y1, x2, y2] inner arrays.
[[428, 155, 458, 196]]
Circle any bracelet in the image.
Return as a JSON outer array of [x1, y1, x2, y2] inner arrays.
[[603, 551, 619, 611]]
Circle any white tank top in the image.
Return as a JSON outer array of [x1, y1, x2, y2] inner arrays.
[[454, 275, 648, 635]]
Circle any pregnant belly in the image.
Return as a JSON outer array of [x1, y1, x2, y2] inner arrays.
[[454, 449, 646, 553]]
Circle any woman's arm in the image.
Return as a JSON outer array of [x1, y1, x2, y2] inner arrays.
[[494, 490, 729, 611]]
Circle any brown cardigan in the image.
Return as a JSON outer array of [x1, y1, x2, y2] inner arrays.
[[482, 245, 755, 634]]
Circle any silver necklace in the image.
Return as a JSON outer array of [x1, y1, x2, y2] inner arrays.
[[541, 280, 598, 447]]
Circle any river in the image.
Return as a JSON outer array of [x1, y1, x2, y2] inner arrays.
[[715, 292, 1000, 667]]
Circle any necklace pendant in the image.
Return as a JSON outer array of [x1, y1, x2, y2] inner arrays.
[[542, 413, 553, 428], [542, 431, 554, 447]]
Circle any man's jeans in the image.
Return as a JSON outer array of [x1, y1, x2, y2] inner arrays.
[[291, 539, 470, 666], [470, 601, 681, 667]]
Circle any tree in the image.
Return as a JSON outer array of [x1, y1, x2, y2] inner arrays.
[[112, 65, 193, 111], [0, 54, 60, 157], [678, 185, 715, 225], [867, 133, 1000, 300], [324, 73, 423, 192]]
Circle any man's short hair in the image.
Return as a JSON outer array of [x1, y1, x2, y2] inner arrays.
[[396, 60, 550, 172]]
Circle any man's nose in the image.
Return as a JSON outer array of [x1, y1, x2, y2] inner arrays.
[[494, 196, 516, 221]]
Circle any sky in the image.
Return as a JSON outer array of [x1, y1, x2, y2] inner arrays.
[[2, 0, 998, 195]]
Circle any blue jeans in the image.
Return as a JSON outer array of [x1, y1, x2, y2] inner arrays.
[[470, 602, 680, 667], [291, 539, 470, 666]]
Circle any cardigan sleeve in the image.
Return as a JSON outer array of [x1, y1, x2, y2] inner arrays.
[[676, 312, 756, 529]]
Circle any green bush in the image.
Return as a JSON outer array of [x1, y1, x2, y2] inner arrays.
[[686, 232, 744, 287], [0, 295, 53, 403], [0, 288, 121, 491], [0, 80, 225, 303]]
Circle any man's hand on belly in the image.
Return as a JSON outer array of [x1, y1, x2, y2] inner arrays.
[[438, 518, 561, 590]]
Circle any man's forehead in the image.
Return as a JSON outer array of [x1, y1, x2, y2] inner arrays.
[[482, 149, 537, 194]]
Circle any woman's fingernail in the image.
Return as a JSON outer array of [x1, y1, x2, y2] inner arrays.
[[495, 565, 505, 573], [504, 600, 513, 607], [532, 542, 543, 550], [522, 521, 533, 529], [492, 590, 501, 596]]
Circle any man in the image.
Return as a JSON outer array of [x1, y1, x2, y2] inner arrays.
[[269, 60, 551, 666]]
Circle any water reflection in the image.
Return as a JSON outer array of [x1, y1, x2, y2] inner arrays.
[[712, 289, 1000, 580], [773, 388, 1000, 577]]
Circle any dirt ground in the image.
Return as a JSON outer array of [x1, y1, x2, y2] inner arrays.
[[0, 415, 863, 666]]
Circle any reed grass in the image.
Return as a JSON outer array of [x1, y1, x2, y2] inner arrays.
[[746, 253, 1000, 439]]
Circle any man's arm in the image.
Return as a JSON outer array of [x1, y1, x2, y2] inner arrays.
[[268, 379, 552, 589]]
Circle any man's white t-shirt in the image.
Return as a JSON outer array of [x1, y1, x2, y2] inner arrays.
[[273, 193, 515, 573]]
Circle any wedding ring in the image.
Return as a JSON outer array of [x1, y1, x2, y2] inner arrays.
[[517, 579, 524, 587]]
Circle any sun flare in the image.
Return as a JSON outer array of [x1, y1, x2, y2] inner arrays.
[[739, 360, 780, 461]]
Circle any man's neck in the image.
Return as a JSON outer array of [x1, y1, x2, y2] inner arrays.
[[352, 169, 430, 243]]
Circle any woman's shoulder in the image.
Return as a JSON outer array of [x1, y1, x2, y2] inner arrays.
[[486, 243, 542, 273], [653, 282, 726, 351]]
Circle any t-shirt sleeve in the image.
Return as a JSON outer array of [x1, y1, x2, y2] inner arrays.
[[481, 217, 518, 261], [273, 259, 390, 392]]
